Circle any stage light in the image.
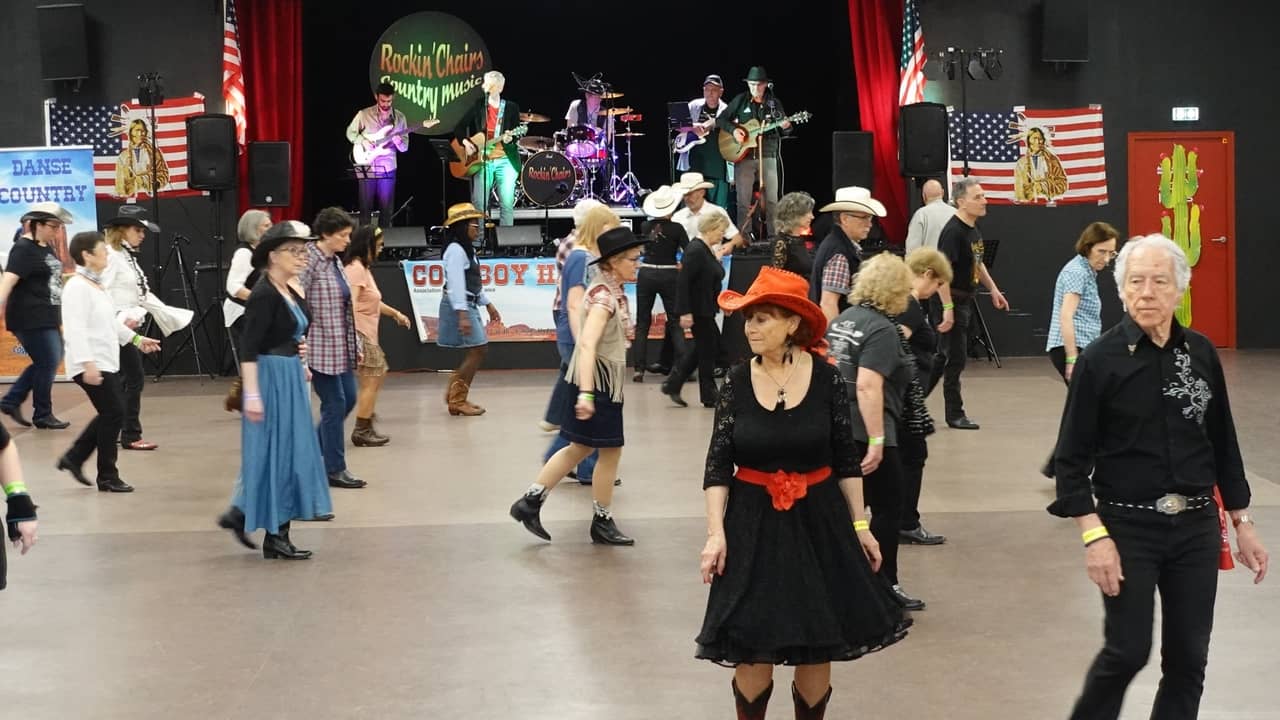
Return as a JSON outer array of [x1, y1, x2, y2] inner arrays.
[[967, 53, 985, 80], [984, 50, 1004, 80]]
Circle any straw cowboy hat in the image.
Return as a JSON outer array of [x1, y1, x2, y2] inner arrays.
[[444, 202, 485, 227], [819, 186, 887, 217], [252, 220, 316, 269], [21, 201, 74, 224], [718, 267, 828, 349], [589, 227, 647, 266], [675, 172, 714, 192], [642, 185, 687, 218]]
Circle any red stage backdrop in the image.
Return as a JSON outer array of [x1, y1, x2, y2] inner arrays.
[[848, 0, 908, 244]]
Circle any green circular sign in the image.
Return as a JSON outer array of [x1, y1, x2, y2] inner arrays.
[[368, 12, 489, 132]]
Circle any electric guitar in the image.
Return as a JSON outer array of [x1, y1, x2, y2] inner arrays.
[[448, 123, 529, 179], [672, 107, 718, 154], [718, 110, 812, 162], [351, 119, 439, 165]]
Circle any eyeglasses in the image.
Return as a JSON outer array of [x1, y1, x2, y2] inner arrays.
[[1093, 248, 1119, 259], [274, 245, 308, 257], [843, 213, 873, 222]]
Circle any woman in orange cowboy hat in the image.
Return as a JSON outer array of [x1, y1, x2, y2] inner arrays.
[[695, 267, 911, 720]]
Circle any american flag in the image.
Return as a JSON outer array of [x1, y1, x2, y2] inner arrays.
[[46, 96, 207, 199], [899, 0, 926, 105], [947, 106, 1109, 206], [223, 0, 246, 149]]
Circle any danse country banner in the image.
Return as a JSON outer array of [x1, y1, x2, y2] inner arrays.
[[0, 145, 96, 379], [370, 12, 489, 132], [947, 105, 1108, 206], [401, 257, 732, 343]]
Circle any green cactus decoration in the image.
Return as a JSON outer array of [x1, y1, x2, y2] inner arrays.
[[1158, 144, 1201, 326]]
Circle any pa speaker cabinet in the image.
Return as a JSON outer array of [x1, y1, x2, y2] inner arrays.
[[380, 226, 429, 248], [1042, 0, 1089, 63], [38, 4, 89, 80], [899, 102, 949, 177], [832, 131, 874, 190], [495, 225, 544, 247], [248, 142, 290, 206], [186, 114, 238, 191]]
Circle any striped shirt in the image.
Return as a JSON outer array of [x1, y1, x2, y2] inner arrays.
[[1046, 254, 1103, 351]]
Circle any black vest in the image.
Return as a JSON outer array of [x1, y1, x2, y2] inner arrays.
[[808, 227, 860, 311], [229, 240, 262, 307], [446, 241, 483, 299], [575, 101, 602, 127]]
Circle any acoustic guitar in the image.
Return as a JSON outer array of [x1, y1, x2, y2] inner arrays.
[[351, 118, 439, 165], [718, 111, 812, 162], [449, 123, 530, 179]]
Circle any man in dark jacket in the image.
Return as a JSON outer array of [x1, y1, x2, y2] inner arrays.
[[809, 186, 885, 323]]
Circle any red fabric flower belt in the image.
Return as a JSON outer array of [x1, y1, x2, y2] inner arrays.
[[734, 466, 832, 511]]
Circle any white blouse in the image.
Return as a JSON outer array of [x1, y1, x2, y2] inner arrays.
[[222, 246, 255, 328], [61, 274, 136, 376]]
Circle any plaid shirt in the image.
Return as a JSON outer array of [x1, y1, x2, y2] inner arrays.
[[1046, 254, 1103, 351], [300, 242, 361, 375]]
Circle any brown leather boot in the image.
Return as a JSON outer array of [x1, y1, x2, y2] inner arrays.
[[455, 366, 485, 414], [351, 417, 390, 447], [368, 416, 390, 444], [733, 678, 772, 720], [447, 379, 483, 416], [224, 378, 242, 412], [792, 683, 831, 720]]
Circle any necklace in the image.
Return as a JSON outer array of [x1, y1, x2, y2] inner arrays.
[[758, 354, 800, 411]]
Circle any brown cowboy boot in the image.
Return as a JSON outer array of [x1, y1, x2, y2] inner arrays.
[[367, 416, 390, 444], [733, 679, 772, 720], [456, 366, 485, 414], [224, 378, 242, 412], [792, 683, 832, 720], [447, 379, 483, 416], [351, 417, 390, 447]]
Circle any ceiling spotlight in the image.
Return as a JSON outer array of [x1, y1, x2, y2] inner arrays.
[[985, 50, 1004, 80], [967, 53, 985, 80]]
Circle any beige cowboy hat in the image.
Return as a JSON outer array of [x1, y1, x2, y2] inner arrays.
[[21, 201, 74, 224], [818, 186, 887, 217], [642, 185, 687, 218], [675, 172, 714, 192]]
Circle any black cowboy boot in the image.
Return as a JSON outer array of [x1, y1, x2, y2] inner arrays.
[[733, 679, 772, 720], [792, 683, 832, 720], [510, 488, 550, 541]]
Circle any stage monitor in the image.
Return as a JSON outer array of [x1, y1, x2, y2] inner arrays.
[[381, 225, 429, 248], [495, 225, 544, 248]]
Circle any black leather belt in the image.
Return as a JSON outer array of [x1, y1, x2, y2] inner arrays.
[[260, 341, 299, 357], [1102, 493, 1213, 515]]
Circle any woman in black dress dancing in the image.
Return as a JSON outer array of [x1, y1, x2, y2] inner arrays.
[[696, 267, 910, 719]]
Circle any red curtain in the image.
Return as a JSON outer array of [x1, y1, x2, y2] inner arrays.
[[848, 0, 908, 244], [237, 0, 305, 222]]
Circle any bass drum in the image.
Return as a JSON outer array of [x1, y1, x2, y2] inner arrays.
[[521, 150, 577, 207]]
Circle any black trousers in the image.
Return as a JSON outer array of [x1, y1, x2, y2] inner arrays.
[[630, 268, 685, 372], [1068, 505, 1220, 720], [67, 372, 125, 482], [665, 314, 719, 406], [859, 442, 905, 586], [898, 432, 928, 531], [357, 174, 396, 228], [1042, 346, 1071, 476], [940, 295, 975, 421], [118, 343, 145, 444]]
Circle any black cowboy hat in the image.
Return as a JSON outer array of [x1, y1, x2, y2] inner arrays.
[[744, 66, 770, 82], [252, 220, 316, 269], [103, 205, 159, 232], [589, 227, 646, 265]]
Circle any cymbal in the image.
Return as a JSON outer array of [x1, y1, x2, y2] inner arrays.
[[519, 112, 551, 123], [604, 106, 634, 116], [614, 132, 645, 138], [601, 91, 624, 99], [517, 135, 556, 151]]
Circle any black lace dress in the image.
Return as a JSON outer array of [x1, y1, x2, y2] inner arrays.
[[695, 355, 911, 666]]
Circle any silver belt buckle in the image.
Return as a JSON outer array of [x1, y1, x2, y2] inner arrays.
[[1155, 494, 1188, 515]]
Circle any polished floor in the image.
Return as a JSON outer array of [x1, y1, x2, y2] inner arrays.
[[3, 353, 1278, 719]]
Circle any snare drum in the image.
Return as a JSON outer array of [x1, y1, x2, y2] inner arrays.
[[562, 125, 601, 160]]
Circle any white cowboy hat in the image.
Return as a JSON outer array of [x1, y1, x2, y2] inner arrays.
[[818, 186, 887, 217], [21, 201, 74, 224], [642, 185, 687, 217], [675, 172, 714, 192]]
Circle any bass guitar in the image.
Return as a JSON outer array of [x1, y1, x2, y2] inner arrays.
[[449, 123, 530, 179], [718, 110, 812, 162], [351, 118, 439, 165]]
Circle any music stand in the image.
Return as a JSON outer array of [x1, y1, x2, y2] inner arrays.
[[348, 164, 394, 227], [667, 101, 693, 184], [428, 138, 456, 223]]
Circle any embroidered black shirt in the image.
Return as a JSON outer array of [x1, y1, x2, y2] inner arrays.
[[1047, 315, 1250, 518]]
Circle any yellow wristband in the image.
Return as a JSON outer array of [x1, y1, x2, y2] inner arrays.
[[868, 436, 884, 446], [853, 520, 870, 531], [942, 303, 955, 310], [1065, 356, 1077, 365], [1081, 526, 1110, 546]]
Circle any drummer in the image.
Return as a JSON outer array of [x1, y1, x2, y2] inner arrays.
[[563, 75, 616, 192]]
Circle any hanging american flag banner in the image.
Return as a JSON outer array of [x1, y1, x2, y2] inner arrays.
[[947, 105, 1108, 206], [223, 0, 247, 149], [46, 95, 208, 199], [899, 0, 926, 105]]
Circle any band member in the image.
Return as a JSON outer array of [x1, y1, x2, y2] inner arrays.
[[675, 74, 731, 210], [114, 119, 170, 198], [345, 81, 408, 228], [456, 71, 522, 227], [718, 66, 792, 234], [565, 74, 616, 193]]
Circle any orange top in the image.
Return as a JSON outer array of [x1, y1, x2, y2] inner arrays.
[[344, 260, 382, 342]]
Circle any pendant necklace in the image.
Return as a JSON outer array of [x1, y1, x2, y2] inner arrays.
[[760, 355, 800, 411]]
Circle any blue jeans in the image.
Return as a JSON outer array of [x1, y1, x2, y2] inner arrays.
[[471, 156, 517, 226], [543, 340, 598, 481], [311, 370, 356, 474], [3, 327, 64, 420]]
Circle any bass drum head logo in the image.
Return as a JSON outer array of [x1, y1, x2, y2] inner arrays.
[[369, 12, 489, 132]]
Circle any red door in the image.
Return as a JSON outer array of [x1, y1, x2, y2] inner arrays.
[[1127, 132, 1236, 347]]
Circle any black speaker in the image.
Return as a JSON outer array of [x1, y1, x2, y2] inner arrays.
[[495, 225, 545, 247], [248, 141, 290, 206], [832, 132, 874, 190], [899, 102, 949, 177], [186, 114, 237, 191], [38, 4, 89, 80], [1042, 0, 1089, 63]]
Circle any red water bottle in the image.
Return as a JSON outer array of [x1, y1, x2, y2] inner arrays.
[[1214, 486, 1234, 571]]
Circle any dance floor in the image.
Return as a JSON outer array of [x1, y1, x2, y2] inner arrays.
[[5, 353, 1278, 719]]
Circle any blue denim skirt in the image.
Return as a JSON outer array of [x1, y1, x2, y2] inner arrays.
[[559, 381, 625, 448], [436, 297, 488, 348]]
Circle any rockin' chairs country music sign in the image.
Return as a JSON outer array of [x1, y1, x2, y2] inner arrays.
[[369, 12, 490, 133]]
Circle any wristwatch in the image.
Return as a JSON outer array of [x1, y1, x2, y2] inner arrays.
[[1233, 513, 1255, 528]]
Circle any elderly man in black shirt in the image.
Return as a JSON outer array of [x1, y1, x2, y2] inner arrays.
[[1049, 234, 1268, 720]]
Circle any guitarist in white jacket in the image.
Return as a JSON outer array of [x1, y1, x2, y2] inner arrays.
[[346, 81, 409, 228]]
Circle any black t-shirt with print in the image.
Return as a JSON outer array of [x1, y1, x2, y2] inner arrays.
[[4, 237, 62, 330]]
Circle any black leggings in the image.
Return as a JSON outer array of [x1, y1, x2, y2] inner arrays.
[[859, 443, 905, 586]]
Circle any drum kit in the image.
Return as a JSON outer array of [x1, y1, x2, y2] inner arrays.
[[513, 86, 647, 208]]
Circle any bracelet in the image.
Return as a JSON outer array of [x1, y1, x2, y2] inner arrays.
[[1081, 526, 1110, 546], [868, 436, 885, 446], [131, 334, 144, 347], [578, 392, 594, 401], [942, 303, 955, 310], [3, 481, 28, 497], [243, 393, 262, 401], [1065, 356, 1077, 365], [853, 520, 870, 531], [1233, 513, 1255, 528]]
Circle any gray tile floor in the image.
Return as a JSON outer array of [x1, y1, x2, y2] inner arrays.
[[4, 353, 1278, 719]]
